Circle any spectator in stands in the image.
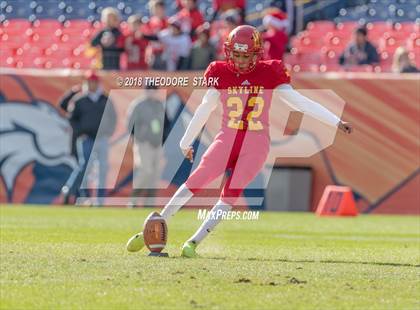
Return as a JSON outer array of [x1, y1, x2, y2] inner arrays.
[[147, 0, 168, 32], [213, 9, 241, 60], [145, 0, 169, 70], [187, 23, 216, 70], [175, 0, 184, 11], [91, 7, 125, 70], [392, 47, 418, 73], [339, 27, 379, 67], [211, 0, 245, 23], [271, 0, 294, 34], [61, 71, 116, 206], [261, 8, 289, 60], [126, 85, 167, 207], [175, 0, 204, 39], [125, 14, 149, 70], [144, 17, 192, 71]]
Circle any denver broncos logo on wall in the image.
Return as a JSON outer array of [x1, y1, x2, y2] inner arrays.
[[0, 75, 76, 204]]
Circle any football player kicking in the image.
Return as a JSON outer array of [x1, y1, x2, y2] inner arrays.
[[126, 25, 352, 257]]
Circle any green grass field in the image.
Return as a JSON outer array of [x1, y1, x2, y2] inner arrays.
[[0, 205, 419, 310]]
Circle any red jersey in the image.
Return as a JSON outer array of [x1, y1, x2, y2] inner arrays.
[[125, 32, 149, 70], [176, 8, 204, 33], [204, 59, 291, 139], [145, 16, 168, 33], [144, 17, 168, 54], [186, 59, 290, 204]]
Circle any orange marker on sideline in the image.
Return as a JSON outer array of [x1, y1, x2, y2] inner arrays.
[[316, 186, 358, 216]]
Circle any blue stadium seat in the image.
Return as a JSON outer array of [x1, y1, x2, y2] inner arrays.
[[0, 1, 7, 11], [32, 5, 61, 19], [396, 3, 418, 20], [123, 6, 134, 17], [6, 0, 32, 5], [3, 3, 33, 19], [87, 13, 100, 23], [379, 0, 397, 4], [367, 8, 377, 18], [376, 6, 391, 19], [354, 4, 369, 15], [63, 10, 90, 20], [87, 1, 96, 11], [342, 0, 418, 22], [95, 0, 116, 10], [115, 2, 126, 11]]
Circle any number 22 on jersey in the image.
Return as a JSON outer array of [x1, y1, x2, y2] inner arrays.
[[227, 96, 264, 131]]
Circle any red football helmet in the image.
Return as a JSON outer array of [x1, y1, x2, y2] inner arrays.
[[224, 25, 264, 74]]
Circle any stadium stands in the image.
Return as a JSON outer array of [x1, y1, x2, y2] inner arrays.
[[0, 0, 418, 71], [288, 0, 419, 73]]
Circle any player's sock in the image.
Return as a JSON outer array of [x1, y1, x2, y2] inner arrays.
[[187, 199, 232, 245], [160, 183, 193, 221]]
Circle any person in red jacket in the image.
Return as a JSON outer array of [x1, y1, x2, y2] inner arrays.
[[262, 9, 289, 61], [175, 0, 204, 39], [124, 14, 150, 70], [211, 0, 245, 23], [144, 0, 168, 70]]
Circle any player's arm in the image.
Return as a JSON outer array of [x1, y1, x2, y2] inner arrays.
[[179, 88, 220, 162], [275, 84, 352, 134]]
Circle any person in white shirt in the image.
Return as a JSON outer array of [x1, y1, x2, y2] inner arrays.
[[143, 17, 192, 71]]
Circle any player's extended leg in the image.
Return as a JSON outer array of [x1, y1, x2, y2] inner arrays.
[[160, 137, 231, 221], [126, 139, 230, 252], [182, 150, 268, 258]]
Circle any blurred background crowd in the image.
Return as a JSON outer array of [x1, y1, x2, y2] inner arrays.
[[0, 0, 418, 73]]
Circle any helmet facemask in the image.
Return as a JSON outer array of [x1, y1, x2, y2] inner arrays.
[[224, 46, 262, 74], [223, 26, 264, 75]]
